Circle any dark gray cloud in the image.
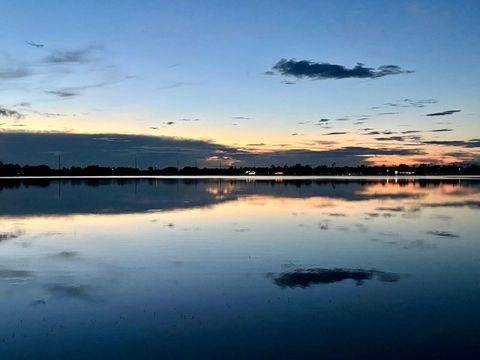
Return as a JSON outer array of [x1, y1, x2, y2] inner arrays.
[[45, 77, 134, 98], [430, 128, 453, 132], [272, 268, 401, 288], [232, 116, 251, 120], [377, 112, 400, 115], [0, 106, 23, 119], [0, 132, 239, 168], [0, 67, 31, 79], [269, 58, 413, 80], [239, 147, 425, 167], [180, 118, 200, 122], [45, 90, 77, 98], [324, 132, 347, 135], [422, 139, 480, 148], [44, 46, 100, 64], [443, 151, 474, 159], [158, 81, 199, 90], [375, 136, 406, 142], [26, 41, 44, 48], [383, 99, 437, 108], [0, 132, 427, 168], [425, 110, 461, 116]]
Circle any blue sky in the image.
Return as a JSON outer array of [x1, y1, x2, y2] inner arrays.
[[0, 0, 479, 166]]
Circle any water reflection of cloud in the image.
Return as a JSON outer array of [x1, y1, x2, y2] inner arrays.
[[375, 206, 406, 212], [423, 201, 480, 209], [48, 251, 79, 259], [318, 222, 329, 230], [272, 268, 401, 288], [427, 230, 460, 238], [0, 178, 456, 217], [0, 230, 24, 242], [371, 238, 437, 250], [0, 269, 34, 280], [45, 284, 97, 303], [30, 299, 47, 306]]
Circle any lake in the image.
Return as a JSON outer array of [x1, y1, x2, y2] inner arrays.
[[0, 177, 479, 359]]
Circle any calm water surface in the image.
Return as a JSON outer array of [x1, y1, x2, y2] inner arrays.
[[0, 178, 479, 359]]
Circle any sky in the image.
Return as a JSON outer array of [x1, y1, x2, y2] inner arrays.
[[1, 0, 479, 167]]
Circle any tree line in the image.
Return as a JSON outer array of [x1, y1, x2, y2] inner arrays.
[[0, 161, 479, 176]]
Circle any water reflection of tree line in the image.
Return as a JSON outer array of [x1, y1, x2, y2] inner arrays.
[[0, 178, 478, 216]]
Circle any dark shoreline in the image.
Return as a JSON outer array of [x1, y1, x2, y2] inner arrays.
[[1, 162, 479, 177]]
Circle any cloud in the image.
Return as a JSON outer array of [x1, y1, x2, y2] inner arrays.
[[272, 268, 401, 288], [324, 132, 347, 135], [26, 41, 44, 48], [425, 110, 461, 116], [0, 67, 31, 79], [430, 128, 453, 132], [232, 116, 251, 120], [245, 143, 266, 147], [158, 81, 199, 90], [375, 136, 406, 142], [44, 46, 101, 64], [45, 77, 133, 98], [180, 118, 200, 122], [383, 99, 437, 108], [0, 107, 23, 119], [45, 90, 77, 98], [422, 139, 480, 148], [0, 132, 427, 168], [269, 58, 413, 80]]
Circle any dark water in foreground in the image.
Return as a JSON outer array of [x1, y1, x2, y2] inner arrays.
[[0, 177, 479, 359]]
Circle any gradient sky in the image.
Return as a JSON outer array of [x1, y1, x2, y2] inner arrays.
[[1, 0, 479, 166]]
